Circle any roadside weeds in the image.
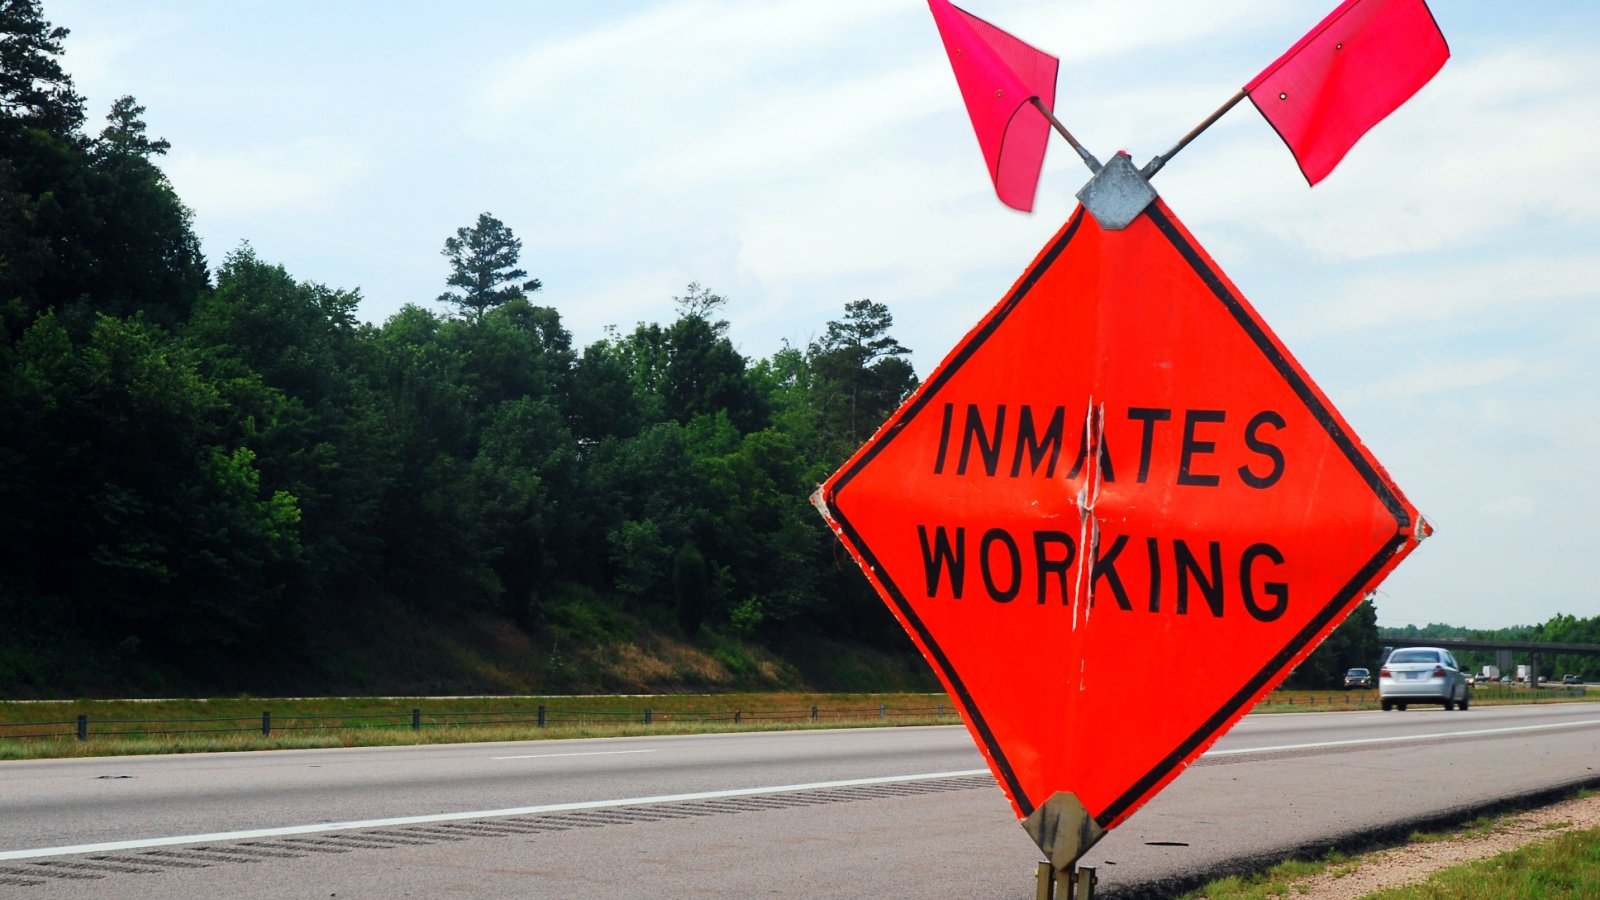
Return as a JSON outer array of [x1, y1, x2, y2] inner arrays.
[[1186, 790, 1600, 899]]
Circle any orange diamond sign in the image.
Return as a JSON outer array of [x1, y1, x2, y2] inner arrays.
[[812, 200, 1427, 856]]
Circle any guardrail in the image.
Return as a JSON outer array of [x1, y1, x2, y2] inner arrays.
[[0, 703, 964, 743], [1249, 684, 1587, 710], [1466, 685, 1589, 699], [1, 686, 1585, 743]]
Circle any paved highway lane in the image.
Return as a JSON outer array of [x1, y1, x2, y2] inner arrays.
[[2, 703, 1597, 898], [0, 727, 987, 850]]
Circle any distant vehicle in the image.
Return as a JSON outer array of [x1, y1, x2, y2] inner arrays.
[[1517, 664, 1532, 682], [1343, 667, 1373, 689], [1563, 674, 1581, 685], [1537, 675, 1549, 683], [1480, 665, 1500, 681], [1379, 647, 1470, 711]]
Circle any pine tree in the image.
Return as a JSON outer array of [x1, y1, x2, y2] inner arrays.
[[436, 212, 541, 323]]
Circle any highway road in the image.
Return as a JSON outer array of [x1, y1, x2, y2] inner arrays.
[[1, 702, 1597, 898]]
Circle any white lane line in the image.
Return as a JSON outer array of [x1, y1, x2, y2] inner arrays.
[[1207, 717, 1600, 757], [0, 768, 989, 861], [493, 749, 657, 760]]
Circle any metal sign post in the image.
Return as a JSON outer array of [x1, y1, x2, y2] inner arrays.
[[1036, 861, 1099, 900]]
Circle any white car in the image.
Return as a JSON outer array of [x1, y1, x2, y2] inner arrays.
[[1379, 647, 1470, 711]]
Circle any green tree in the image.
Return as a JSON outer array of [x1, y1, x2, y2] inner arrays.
[[437, 212, 540, 323], [662, 285, 766, 433], [809, 299, 916, 456], [190, 246, 360, 405], [691, 419, 822, 636], [673, 544, 711, 636], [0, 0, 84, 134], [612, 283, 767, 434], [588, 421, 705, 610], [84, 95, 207, 326], [1, 89, 205, 329], [570, 330, 649, 443], [441, 297, 574, 412], [370, 304, 489, 608], [472, 396, 580, 625], [189, 247, 388, 601], [1291, 599, 1382, 688], [0, 312, 301, 659]]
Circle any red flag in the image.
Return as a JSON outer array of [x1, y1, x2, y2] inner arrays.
[[928, 0, 1058, 212], [1246, 0, 1448, 185]]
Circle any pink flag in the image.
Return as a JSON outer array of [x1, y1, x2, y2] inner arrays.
[[1247, 0, 1448, 186], [928, 0, 1059, 212]]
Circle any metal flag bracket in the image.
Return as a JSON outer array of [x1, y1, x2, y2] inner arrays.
[[1023, 791, 1107, 899], [1074, 151, 1158, 231], [1062, 88, 1252, 231], [1023, 95, 1160, 232]]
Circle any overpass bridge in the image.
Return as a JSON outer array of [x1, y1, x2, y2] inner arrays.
[[1381, 637, 1600, 684]]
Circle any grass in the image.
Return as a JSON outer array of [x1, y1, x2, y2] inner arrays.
[[1366, 827, 1600, 899], [1180, 852, 1346, 899], [0, 691, 961, 760], [1, 683, 1587, 761], [1407, 814, 1518, 845], [1250, 685, 1590, 714], [1184, 795, 1600, 899]]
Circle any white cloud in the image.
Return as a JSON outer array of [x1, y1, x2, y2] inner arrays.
[[1478, 495, 1536, 518], [628, 61, 948, 190], [1357, 355, 1533, 400], [560, 267, 709, 339], [473, 0, 904, 124], [1162, 44, 1600, 263], [165, 140, 372, 220], [1001, 0, 1298, 66], [1292, 254, 1600, 337], [47, 5, 185, 106]]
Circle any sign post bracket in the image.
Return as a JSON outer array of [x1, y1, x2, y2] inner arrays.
[[1023, 790, 1105, 896]]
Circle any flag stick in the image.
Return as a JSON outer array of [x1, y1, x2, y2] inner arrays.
[[1029, 97, 1102, 174], [1140, 89, 1248, 179]]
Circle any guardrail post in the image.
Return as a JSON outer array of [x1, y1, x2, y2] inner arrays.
[[880, 704, 887, 720], [77, 714, 87, 741], [262, 711, 271, 737], [811, 705, 818, 722], [644, 708, 653, 725], [937, 703, 943, 719], [538, 705, 546, 728], [412, 708, 421, 731]]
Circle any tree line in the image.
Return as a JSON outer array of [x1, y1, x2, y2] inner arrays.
[[1, 2, 922, 692], [1380, 615, 1600, 683], [4, 2, 1467, 696]]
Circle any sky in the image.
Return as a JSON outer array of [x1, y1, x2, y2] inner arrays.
[[44, 0, 1600, 632]]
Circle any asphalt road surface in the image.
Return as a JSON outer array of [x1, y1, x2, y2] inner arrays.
[[2, 702, 1597, 898]]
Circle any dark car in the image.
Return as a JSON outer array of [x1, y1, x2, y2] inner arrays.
[[1343, 667, 1373, 689]]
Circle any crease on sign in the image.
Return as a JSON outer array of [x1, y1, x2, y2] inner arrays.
[[1072, 398, 1106, 638]]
